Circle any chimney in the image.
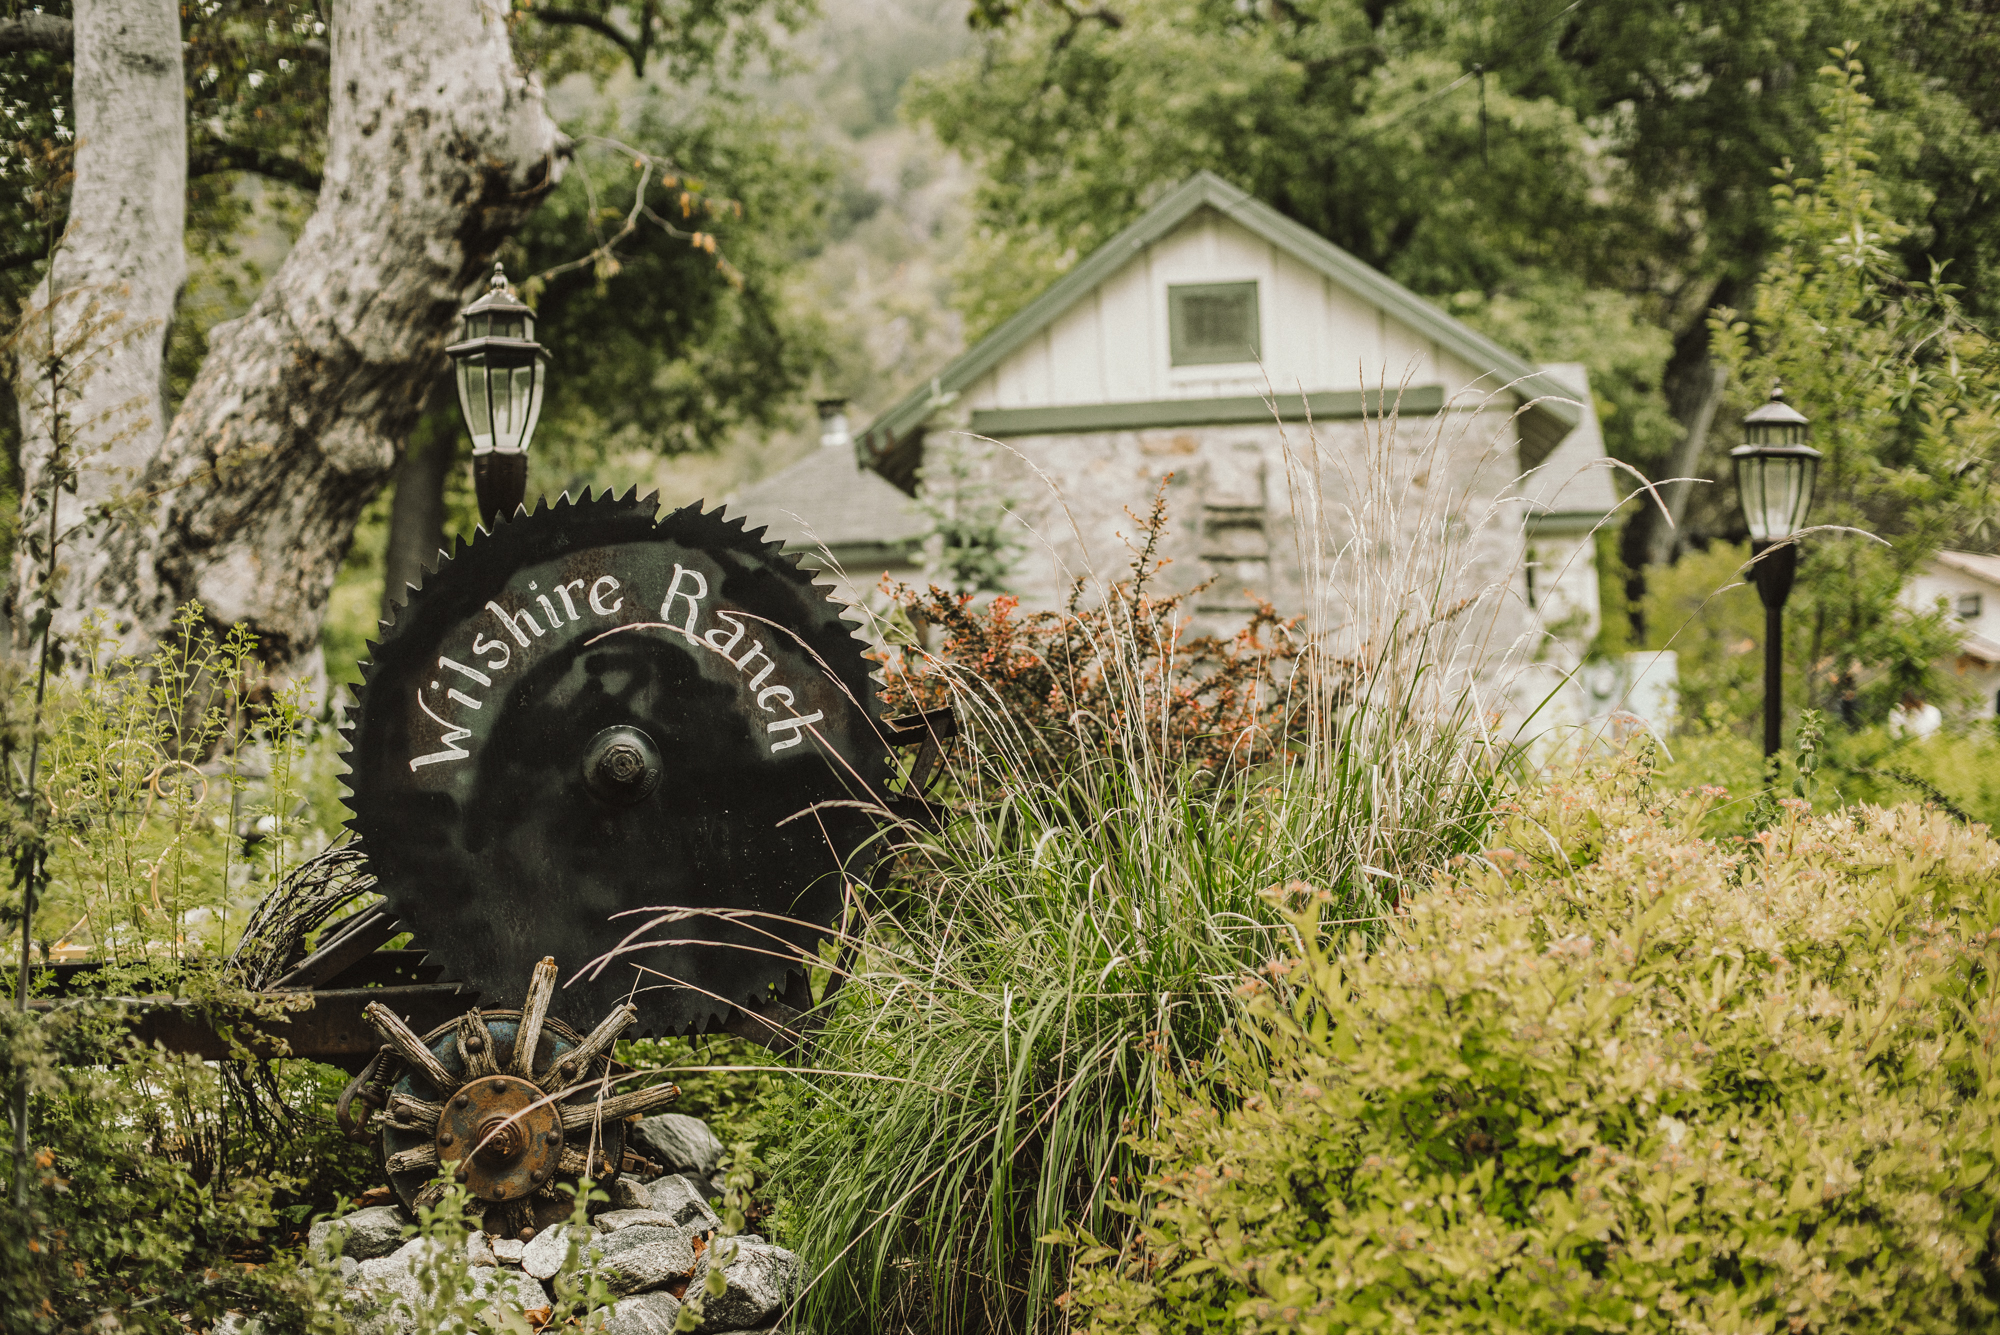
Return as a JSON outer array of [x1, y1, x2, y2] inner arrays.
[[816, 398, 851, 451]]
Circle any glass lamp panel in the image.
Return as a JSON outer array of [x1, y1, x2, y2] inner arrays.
[[1746, 420, 1806, 448], [490, 355, 520, 453], [1788, 455, 1819, 533], [455, 358, 496, 455], [1738, 455, 1811, 542], [518, 359, 545, 454]]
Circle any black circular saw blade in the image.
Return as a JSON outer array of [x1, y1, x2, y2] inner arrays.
[[344, 489, 889, 1036]]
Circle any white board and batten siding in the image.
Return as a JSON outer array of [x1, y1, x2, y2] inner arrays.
[[963, 210, 1483, 413]]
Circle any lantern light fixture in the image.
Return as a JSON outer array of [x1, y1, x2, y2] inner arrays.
[[446, 262, 548, 525], [1730, 386, 1821, 758], [1731, 388, 1819, 544]]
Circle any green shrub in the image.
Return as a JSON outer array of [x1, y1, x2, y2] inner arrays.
[[0, 1001, 289, 1332], [1060, 769, 2000, 1334]]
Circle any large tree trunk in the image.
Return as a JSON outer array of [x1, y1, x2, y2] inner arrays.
[[380, 384, 456, 623], [94, 0, 563, 687], [10, 0, 184, 653]]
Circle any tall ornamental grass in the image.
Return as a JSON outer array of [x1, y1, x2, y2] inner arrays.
[[770, 394, 1538, 1335]]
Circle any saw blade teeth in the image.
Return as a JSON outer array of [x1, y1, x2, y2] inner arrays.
[[347, 481, 891, 1035]]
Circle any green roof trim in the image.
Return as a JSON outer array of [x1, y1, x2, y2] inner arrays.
[[968, 386, 1444, 437], [856, 171, 1581, 473]]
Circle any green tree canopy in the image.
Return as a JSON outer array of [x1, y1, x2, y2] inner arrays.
[[1710, 50, 1999, 721], [907, 0, 2000, 552]]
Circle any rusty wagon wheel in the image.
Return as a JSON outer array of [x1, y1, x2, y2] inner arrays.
[[364, 956, 679, 1238]]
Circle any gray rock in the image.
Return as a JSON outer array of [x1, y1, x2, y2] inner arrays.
[[487, 1269, 555, 1313], [591, 1224, 700, 1296], [596, 1209, 683, 1234], [338, 1256, 361, 1286], [347, 1258, 551, 1335], [600, 1289, 685, 1335], [630, 1113, 724, 1176], [355, 1237, 438, 1285], [608, 1176, 652, 1211], [645, 1174, 723, 1231], [650, 1170, 720, 1203], [492, 1237, 527, 1266], [308, 1204, 410, 1261], [689, 1240, 800, 1333], [212, 1313, 265, 1335], [467, 1232, 497, 1267], [523, 1224, 599, 1281]]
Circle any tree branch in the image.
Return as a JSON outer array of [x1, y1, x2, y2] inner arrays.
[[189, 141, 323, 193], [530, 7, 645, 75], [0, 12, 73, 57]]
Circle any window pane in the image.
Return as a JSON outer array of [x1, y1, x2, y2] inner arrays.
[[1170, 282, 1260, 366]]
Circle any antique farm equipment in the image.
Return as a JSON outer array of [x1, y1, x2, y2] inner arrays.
[[320, 488, 949, 1218], [343, 490, 893, 1036], [34, 489, 956, 1224]]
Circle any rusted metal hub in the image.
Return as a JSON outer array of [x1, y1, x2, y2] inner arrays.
[[582, 725, 661, 805], [438, 1074, 561, 1204]]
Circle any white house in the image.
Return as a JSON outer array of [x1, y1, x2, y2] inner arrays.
[[1903, 549, 2000, 718], [850, 171, 1622, 670]]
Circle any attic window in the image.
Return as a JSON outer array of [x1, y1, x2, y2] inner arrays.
[[1169, 282, 1260, 366]]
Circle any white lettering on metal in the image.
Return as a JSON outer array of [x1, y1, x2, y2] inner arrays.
[[412, 560, 827, 770]]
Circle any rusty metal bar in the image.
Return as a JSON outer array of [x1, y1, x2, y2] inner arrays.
[[30, 983, 477, 1064]]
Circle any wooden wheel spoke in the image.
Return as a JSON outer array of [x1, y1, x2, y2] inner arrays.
[[386, 1143, 439, 1175], [510, 956, 559, 1078], [537, 1001, 637, 1093], [386, 1092, 442, 1124], [457, 1007, 500, 1079], [557, 1082, 680, 1132], [364, 1001, 459, 1093]]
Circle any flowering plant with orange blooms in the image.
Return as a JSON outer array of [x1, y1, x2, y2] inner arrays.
[[881, 488, 1308, 781]]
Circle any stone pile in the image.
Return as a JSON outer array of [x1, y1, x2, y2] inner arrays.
[[234, 1113, 800, 1335]]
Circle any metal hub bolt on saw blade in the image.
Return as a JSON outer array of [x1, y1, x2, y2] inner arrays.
[[365, 957, 678, 1235], [343, 490, 891, 1039]]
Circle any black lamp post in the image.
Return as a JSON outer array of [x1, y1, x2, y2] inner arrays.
[[1731, 387, 1821, 758], [447, 262, 548, 526]]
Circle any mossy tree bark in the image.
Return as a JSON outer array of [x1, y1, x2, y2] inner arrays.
[[14, 0, 564, 687], [10, 0, 185, 655]]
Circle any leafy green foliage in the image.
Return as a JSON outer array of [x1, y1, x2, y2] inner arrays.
[[514, 0, 818, 86], [22, 607, 340, 964], [505, 91, 837, 487], [907, 0, 2000, 547], [1710, 51, 2000, 724], [0, 997, 311, 1332], [1059, 764, 2000, 1334]]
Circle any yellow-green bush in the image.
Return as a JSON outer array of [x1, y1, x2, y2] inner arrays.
[[1060, 771, 2000, 1334]]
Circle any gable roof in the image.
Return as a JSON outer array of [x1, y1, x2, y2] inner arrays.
[[856, 170, 1583, 483], [729, 444, 927, 561], [1934, 549, 2000, 589], [1520, 363, 1621, 527]]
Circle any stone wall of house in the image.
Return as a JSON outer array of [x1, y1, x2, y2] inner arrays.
[[950, 406, 1567, 667]]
